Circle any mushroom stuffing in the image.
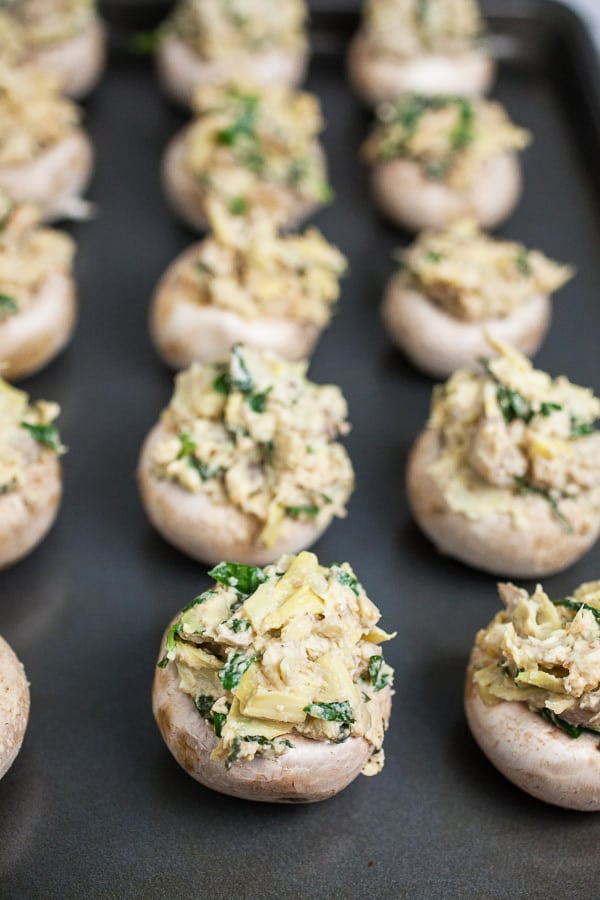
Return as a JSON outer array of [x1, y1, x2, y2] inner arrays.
[[153, 550, 395, 801], [465, 580, 600, 810], [381, 219, 573, 376], [138, 344, 354, 565], [362, 95, 530, 231], [407, 340, 600, 576], [150, 204, 347, 368], [348, 0, 494, 106], [157, 0, 308, 107], [162, 82, 332, 231]]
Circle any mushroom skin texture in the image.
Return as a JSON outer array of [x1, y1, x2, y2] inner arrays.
[[0, 271, 77, 381], [370, 152, 522, 233], [407, 428, 600, 577], [0, 447, 62, 571], [162, 130, 321, 233], [347, 31, 494, 107], [157, 34, 307, 109], [0, 635, 30, 781], [464, 673, 600, 811], [150, 244, 319, 369], [381, 273, 551, 379], [30, 16, 106, 100], [0, 130, 93, 223], [153, 626, 392, 803], [138, 423, 330, 566]]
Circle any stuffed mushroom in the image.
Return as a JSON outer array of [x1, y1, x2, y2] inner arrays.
[[348, 0, 494, 107], [362, 95, 530, 232], [138, 345, 354, 565], [162, 82, 332, 232], [382, 219, 573, 377], [0, 378, 65, 569], [466, 580, 600, 810], [153, 551, 395, 802], [156, 0, 308, 108], [150, 203, 347, 369], [0, 1, 106, 99], [407, 340, 600, 577], [0, 634, 29, 780], [0, 60, 93, 222], [0, 194, 77, 380]]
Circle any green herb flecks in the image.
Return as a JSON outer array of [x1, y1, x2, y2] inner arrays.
[[481, 360, 562, 425], [228, 196, 248, 216], [538, 708, 585, 738], [262, 440, 275, 465], [181, 590, 215, 614], [219, 651, 254, 691], [368, 655, 392, 692], [213, 711, 228, 737], [228, 617, 251, 633], [247, 386, 272, 413], [287, 157, 308, 185], [21, 422, 63, 452], [515, 248, 532, 276], [157, 621, 183, 668], [177, 433, 222, 481], [552, 598, 600, 626], [195, 260, 213, 276], [514, 476, 573, 534], [539, 402, 562, 416], [224, 735, 293, 769], [570, 416, 596, 438], [331, 565, 360, 597], [194, 695, 216, 719], [284, 505, 320, 518], [303, 701, 355, 723], [212, 345, 255, 396], [0, 293, 17, 317], [208, 561, 267, 596], [449, 99, 475, 151], [424, 250, 443, 264], [216, 91, 260, 147]]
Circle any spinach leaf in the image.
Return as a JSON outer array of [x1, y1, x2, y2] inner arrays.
[[514, 476, 573, 534], [228, 196, 248, 216], [21, 422, 62, 452], [571, 416, 596, 437], [284, 505, 320, 518], [177, 433, 221, 480], [213, 711, 227, 737], [515, 249, 531, 275], [0, 293, 17, 316], [552, 598, 600, 626], [247, 386, 272, 413], [181, 590, 215, 614], [538, 708, 583, 738], [423, 250, 443, 263], [230, 344, 254, 392], [194, 695, 215, 719], [216, 92, 259, 146], [219, 652, 254, 691], [539, 402, 562, 416], [449, 99, 474, 150], [228, 617, 251, 633], [368, 655, 392, 691], [208, 561, 267, 596], [303, 701, 355, 723], [157, 622, 182, 668], [331, 565, 360, 597]]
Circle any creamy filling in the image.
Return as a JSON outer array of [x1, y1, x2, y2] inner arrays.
[[0, 378, 64, 493], [361, 0, 485, 57]]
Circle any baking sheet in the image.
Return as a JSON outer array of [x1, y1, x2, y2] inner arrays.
[[2, 2, 600, 897]]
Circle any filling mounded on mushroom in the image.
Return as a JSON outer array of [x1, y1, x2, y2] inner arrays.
[[363, 95, 530, 189], [165, 0, 307, 62], [148, 343, 354, 548], [472, 580, 600, 736], [399, 219, 572, 322], [0, 0, 96, 50], [158, 551, 395, 773], [0, 378, 65, 491], [176, 82, 332, 221], [358, 0, 485, 58], [427, 341, 600, 530], [164, 207, 346, 327], [0, 193, 74, 319]]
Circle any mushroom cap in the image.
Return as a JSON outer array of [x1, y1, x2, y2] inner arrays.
[[162, 128, 322, 233], [150, 243, 319, 369], [0, 634, 29, 781], [381, 273, 551, 379], [0, 129, 93, 223], [0, 271, 77, 381], [30, 16, 106, 100], [464, 671, 600, 811], [0, 446, 62, 570], [347, 31, 494, 107], [138, 422, 333, 566], [153, 626, 392, 803], [406, 427, 600, 577], [156, 33, 308, 109], [370, 152, 522, 233]]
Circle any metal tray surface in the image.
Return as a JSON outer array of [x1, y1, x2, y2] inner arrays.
[[2, 2, 600, 897]]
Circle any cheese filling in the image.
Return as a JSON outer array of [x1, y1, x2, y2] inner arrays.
[[0, 0, 95, 49], [159, 551, 395, 772], [360, 0, 485, 57]]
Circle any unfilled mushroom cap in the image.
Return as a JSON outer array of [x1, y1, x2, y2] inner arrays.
[[407, 427, 600, 577], [464, 672, 600, 811], [153, 625, 392, 803], [157, 34, 307, 108], [347, 31, 494, 107], [0, 634, 29, 780], [370, 152, 522, 233], [381, 272, 551, 379]]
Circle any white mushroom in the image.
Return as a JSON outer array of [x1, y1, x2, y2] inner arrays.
[[406, 343, 600, 577], [152, 552, 394, 802], [30, 14, 106, 100], [381, 221, 572, 377], [162, 82, 331, 232], [156, 0, 308, 108], [362, 96, 530, 232], [0, 635, 30, 781], [149, 216, 346, 369]]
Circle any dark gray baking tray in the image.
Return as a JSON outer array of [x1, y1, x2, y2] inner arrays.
[[2, 2, 600, 897]]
